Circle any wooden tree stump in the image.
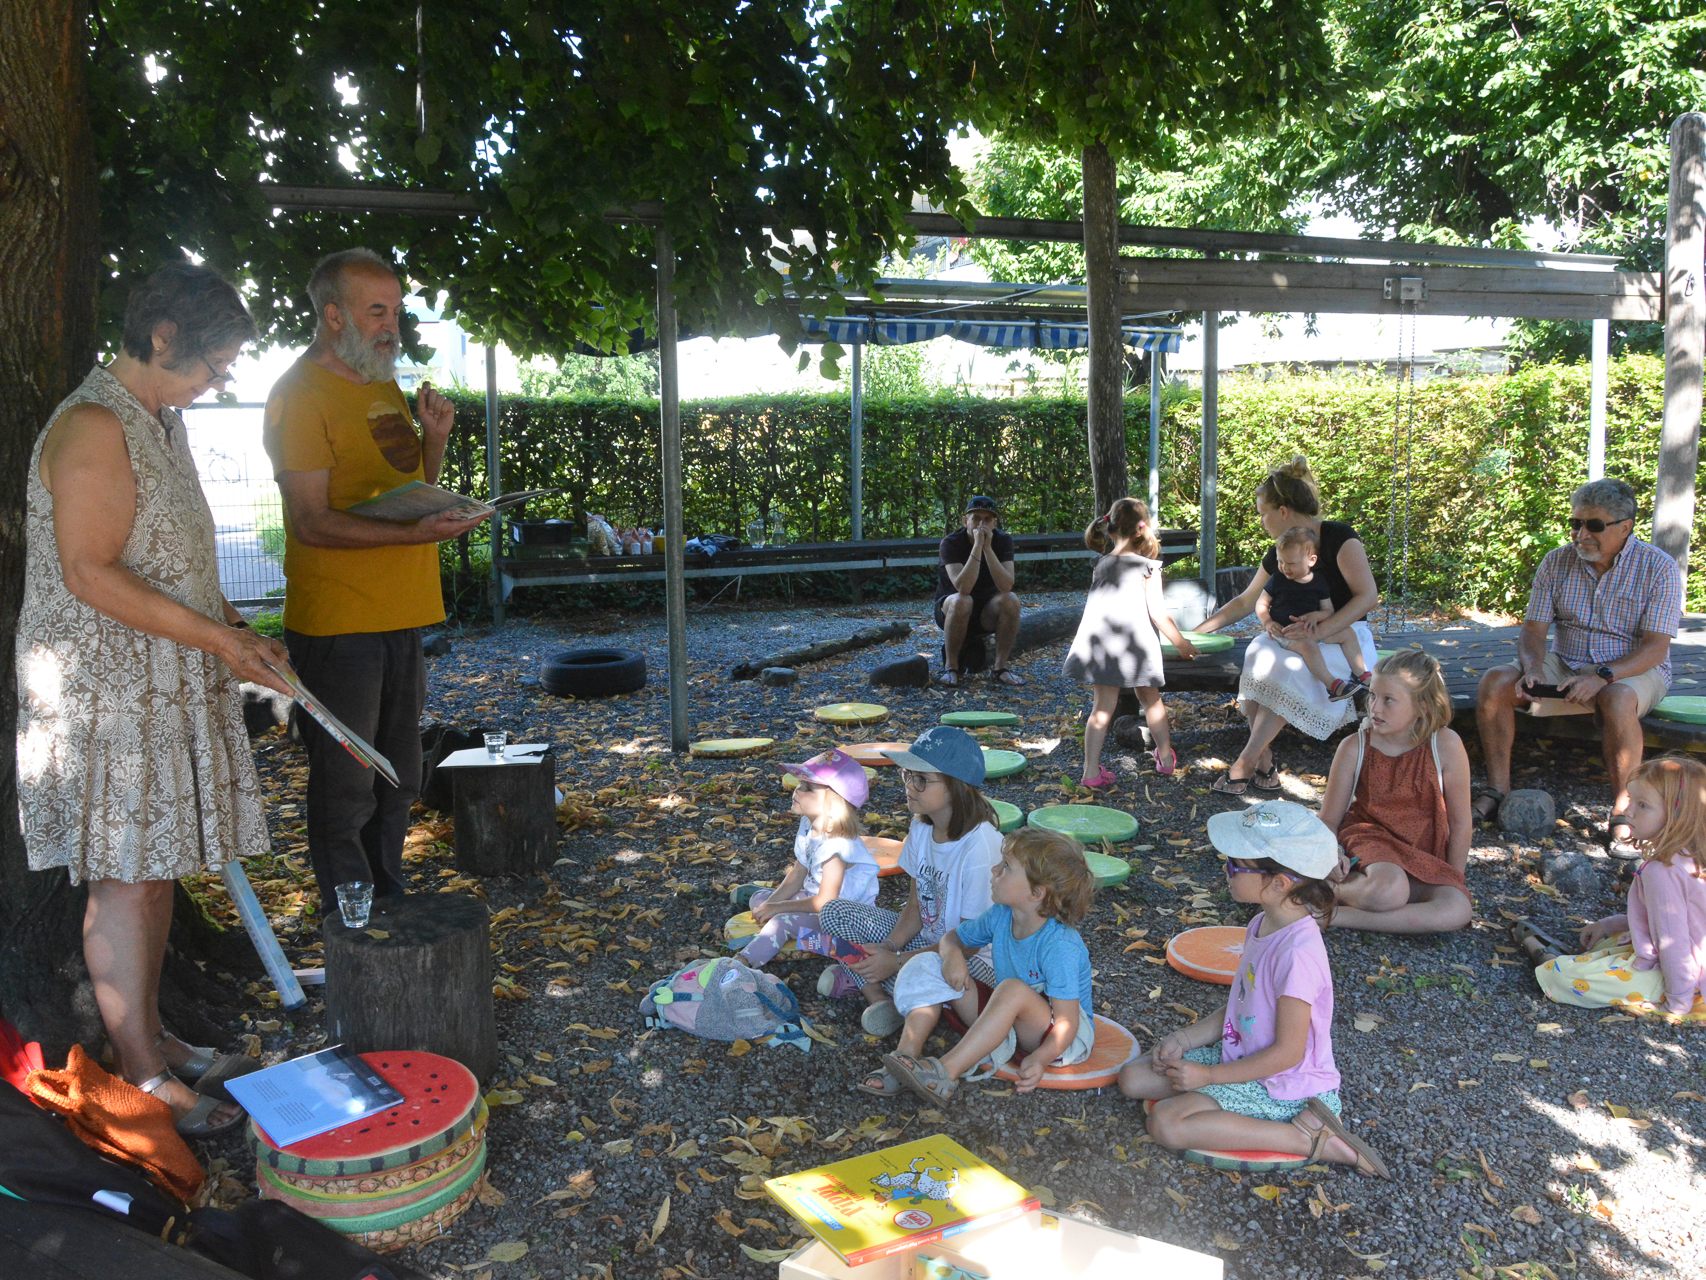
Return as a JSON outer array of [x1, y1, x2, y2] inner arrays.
[[323, 894, 498, 1083], [452, 750, 558, 876]]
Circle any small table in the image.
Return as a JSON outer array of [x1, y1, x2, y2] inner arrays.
[[436, 744, 557, 876]]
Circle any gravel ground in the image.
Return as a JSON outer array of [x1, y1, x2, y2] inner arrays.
[[215, 590, 1705, 1280]]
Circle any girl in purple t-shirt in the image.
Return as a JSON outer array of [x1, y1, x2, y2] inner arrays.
[[1118, 800, 1391, 1178]]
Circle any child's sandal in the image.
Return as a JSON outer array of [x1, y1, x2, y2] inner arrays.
[[883, 1052, 958, 1105], [1081, 766, 1116, 789], [856, 1066, 902, 1097], [1298, 1099, 1391, 1179]]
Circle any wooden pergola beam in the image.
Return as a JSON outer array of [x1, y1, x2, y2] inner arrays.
[[1117, 258, 1663, 322]]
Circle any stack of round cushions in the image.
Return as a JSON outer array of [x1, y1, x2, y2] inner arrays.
[[252, 1051, 487, 1252]]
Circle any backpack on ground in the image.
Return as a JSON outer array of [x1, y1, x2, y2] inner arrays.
[[640, 956, 808, 1051]]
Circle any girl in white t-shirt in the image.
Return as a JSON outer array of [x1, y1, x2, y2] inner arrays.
[[817, 727, 1004, 1093], [737, 750, 878, 968]]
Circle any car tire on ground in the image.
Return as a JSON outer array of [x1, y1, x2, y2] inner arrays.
[[539, 647, 647, 698]]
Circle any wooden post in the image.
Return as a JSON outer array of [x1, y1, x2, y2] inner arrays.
[[657, 224, 690, 753], [324, 894, 498, 1083], [1148, 349, 1163, 520], [485, 345, 504, 624], [851, 337, 864, 541], [1588, 319, 1609, 480], [1200, 309, 1220, 591], [1657, 112, 1705, 584], [451, 751, 557, 876]]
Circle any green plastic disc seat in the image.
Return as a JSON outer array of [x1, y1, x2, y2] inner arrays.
[[1026, 804, 1139, 844]]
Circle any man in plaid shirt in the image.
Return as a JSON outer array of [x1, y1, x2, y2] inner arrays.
[[1474, 478, 1683, 856]]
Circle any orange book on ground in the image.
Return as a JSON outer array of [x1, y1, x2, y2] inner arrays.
[[765, 1134, 1037, 1267]]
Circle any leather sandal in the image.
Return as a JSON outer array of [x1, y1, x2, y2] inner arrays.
[[992, 668, 1026, 687], [1210, 772, 1250, 796], [1299, 1098, 1390, 1179], [1471, 784, 1506, 824], [158, 1031, 260, 1102], [137, 1069, 246, 1138], [883, 1052, 959, 1105], [1252, 762, 1282, 791]]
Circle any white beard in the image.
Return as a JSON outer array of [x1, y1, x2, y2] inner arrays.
[[333, 321, 398, 383]]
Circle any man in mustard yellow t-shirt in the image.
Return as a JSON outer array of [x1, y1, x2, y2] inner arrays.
[[263, 248, 488, 905]]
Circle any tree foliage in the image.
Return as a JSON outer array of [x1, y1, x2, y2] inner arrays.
[[87, 1, 969, 354]]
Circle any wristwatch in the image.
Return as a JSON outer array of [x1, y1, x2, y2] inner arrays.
[[1595, 664, 1615, 683]]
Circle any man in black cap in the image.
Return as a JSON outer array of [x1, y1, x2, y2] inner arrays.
[[933, 495, 1023, 686]]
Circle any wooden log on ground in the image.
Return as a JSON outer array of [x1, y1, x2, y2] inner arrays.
[[324, 894, 498, 1083], [451, 751, 558, 876], [728, 620, 911, 679], [1011, 605, 1083, 655]]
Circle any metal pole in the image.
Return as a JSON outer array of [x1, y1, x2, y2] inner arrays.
[[1587, 319, 1609, 480], [850, 338, 864, 541], [1656, 112, 1705, 586], [1148, 349, 1163, 520], [484, 345, 503, 624], [656, 226, 690, 752], [1200, 314, 1219, 594]]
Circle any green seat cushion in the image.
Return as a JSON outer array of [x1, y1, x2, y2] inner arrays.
[[980, 748, 1028, 779], [1026, 804, 1139, 843], [813, 702, 889, 725], [989, 798, 1024, 833], [1085, 850, 1132, 888], [1654, 695, 1706, 725], [1161, 630, 1235, 657], [941, 710, 1021, 728]]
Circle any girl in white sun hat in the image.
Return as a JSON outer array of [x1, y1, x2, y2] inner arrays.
[[1117, 800, 1390, 1178]]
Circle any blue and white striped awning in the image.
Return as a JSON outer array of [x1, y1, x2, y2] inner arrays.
[[801, 315, 1181, 353]]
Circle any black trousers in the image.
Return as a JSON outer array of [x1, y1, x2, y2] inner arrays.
[[284, 628, 424, 905]]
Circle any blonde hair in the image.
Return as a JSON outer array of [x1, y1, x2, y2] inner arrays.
[[812, 786, 864, 840], [1372, 649, 1452, 743], [1084, 496, 1160, 559], [1002, 828, 1096, 925], [1627, 756, 1706, 870], [1276, 524, 1319, 554], [1255, 455, 1321, 517], [927, 775, 998, 842]]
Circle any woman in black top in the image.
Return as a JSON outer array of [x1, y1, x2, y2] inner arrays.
[[1195, 456, 1381, 793]]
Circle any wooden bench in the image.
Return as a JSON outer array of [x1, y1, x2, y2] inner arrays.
[[1156, 617, 1706, 753], [497, 527, 1201, 602]]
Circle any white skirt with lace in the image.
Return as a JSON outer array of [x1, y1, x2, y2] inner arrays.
[[1237, 623, 1377, 740]]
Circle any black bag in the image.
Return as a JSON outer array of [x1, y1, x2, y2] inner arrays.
[[419, 723, 487, 812], [183, 1200, 421, 1280]]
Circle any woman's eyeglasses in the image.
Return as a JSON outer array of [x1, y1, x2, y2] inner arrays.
[[1568, 516, 1630, 534], [199, 356, 234, 387], [900, 769, 940, 790]]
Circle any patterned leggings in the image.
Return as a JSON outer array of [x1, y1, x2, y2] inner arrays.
[[817, 899, 997, 994]]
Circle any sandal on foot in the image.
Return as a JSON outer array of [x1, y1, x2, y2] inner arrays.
[[1606, 814, 1641, 861], [1510, 918, 1568, 966], [158, 1032, 259, 1100], [1149, 748, 1178, 778], [856, 1066, 902, 1097], [137, 1069, 245, 1138], [1081, 766, 1116, 789], [992, 668, 1026, 687], [1471, 784, 1506, 825], [883, 1052, 959, 1105], [1301, 1098, 1390, 1179], [860, 1000, 904, 1037], [1252, 762, 1282, 791], [1327, 677, 1360, 702], [1210, 771, 1251, 796], [936, 669, 961, 688]]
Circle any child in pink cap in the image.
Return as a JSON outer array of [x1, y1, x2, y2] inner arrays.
[[738, 750, 878, 967]]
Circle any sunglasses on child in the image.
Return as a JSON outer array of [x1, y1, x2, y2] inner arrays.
[[1224, 859, 1265, 877], [1567, 516, 1631, 533]]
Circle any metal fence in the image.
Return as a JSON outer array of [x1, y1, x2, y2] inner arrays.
[[179, 401, 286, 608]]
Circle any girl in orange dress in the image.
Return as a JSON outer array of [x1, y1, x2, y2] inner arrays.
[[1317, 650, 1475, 933]]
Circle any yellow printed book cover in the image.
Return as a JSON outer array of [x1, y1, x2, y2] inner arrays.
[[764, 1134, 1037, 1266]]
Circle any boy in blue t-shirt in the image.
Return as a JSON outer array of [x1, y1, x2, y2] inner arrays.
[[884, 829, 1097, 1102]]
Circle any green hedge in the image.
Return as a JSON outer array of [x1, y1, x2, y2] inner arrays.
[[438, 354, 1703, 614]]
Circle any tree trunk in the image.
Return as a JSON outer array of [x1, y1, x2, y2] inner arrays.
[[1082, 140, 1126, 520], [0, 0, 102, 1058]]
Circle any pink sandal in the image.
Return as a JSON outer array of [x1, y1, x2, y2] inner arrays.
[[1149, 747, 1178, 777], [1081, 766, 1116, 789]]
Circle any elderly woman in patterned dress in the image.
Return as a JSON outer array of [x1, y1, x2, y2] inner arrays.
[[15, 263, 292, 1136]]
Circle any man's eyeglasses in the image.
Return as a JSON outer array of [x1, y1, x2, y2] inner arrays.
[[199, 356, 233, 387], [900, 769, 940, 790], [1568, 516, 1631, 534]]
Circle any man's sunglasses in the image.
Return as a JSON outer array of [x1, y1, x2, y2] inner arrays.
[[1568, 516, 1631, 534]]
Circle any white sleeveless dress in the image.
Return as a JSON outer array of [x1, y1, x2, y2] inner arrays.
[[15, 366, 269, 884]]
